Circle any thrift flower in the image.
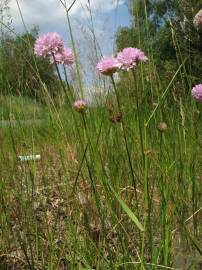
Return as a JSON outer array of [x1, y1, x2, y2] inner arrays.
[[73, 100, 88, 112], [34, 32, 64, 58], [96, 57, 120, 76], [50, 48, 74, 65], [193, 9, 202, 31], [117, 47, 148, 71], [192, 84, 202, 102]]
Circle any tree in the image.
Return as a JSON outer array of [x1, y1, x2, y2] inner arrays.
[[116, 0, 202, 88], [0, 27, 61, 101], [0, 0, 12, 38]]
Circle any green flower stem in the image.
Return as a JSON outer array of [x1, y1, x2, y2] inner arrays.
[[132, 69, 145, 165], [111, 74, 139, 213]]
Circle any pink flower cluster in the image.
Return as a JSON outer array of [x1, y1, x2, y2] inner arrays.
[[96, 57, 121, 76], [96, 47, 148, 75], [192, 84, 202, 102], [34, 32, 64, 57], [50, 48, 74, 65], [73, 100, 88, 112], [34, 32, 73, 66], [117, 47, 148, 71]]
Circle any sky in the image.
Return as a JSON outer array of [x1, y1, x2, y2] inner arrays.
[[6, 0, 131, 89], [8, 0, 131, 54]]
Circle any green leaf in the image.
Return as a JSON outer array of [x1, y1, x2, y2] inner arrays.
[[109, 184, 144, 232]]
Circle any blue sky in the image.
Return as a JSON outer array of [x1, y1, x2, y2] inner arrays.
[[9, 0, 131, 55]]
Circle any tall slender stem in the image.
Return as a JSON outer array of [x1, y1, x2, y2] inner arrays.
[[63, 64, 74, 101], [66, 11, 84, 99], [132, 69, 145, 165], [52, 54, 71, 107], [110, 74, 139, 212]]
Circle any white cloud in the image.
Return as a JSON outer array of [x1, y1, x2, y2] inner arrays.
[[8, 0, 125, 32]]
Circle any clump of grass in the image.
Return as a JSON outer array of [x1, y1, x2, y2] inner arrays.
[[0, 95, 44, 120]]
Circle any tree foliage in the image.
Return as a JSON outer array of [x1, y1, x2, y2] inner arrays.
[[116, 0, 202, 85], [0, 27, 60, 101]]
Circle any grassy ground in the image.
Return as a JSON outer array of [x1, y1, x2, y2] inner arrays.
[[0, 76, 202, 269], [0, 95, 44, 120]]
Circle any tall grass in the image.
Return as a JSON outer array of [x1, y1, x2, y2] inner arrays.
[[0, 1, 202, 269]]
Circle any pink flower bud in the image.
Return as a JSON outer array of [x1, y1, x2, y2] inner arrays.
[[73, 100, 88, 112]]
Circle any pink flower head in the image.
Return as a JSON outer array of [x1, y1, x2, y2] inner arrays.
[[192, 84, 202, 102], [96, 57, 120, 76], [34, 32, 64, 58], [50, 48, 74, 65], [73, 100, 88, 112], [117, 47, 148, 71]]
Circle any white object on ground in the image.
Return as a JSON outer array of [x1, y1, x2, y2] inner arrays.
[[18, 155, 41, 162]]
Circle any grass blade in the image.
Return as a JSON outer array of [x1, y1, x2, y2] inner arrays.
[[109, 183, 144, 232]]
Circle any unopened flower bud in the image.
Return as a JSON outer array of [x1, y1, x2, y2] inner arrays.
[[73, 100, 88, 113], [158, 122, 168, 132]]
